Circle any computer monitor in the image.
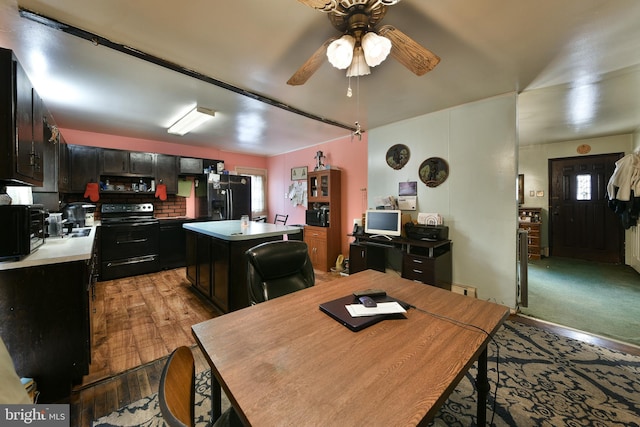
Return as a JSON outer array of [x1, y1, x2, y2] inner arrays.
[[364, 209, 403, 239]]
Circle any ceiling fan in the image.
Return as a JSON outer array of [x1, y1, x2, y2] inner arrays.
[[288, 0, 440, 85]]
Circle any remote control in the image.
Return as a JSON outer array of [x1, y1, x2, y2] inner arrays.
[[358, 296, 377, 307]]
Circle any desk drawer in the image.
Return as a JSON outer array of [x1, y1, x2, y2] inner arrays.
[[402, 254, 434, 283]]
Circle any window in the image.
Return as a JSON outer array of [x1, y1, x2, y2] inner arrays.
[[576, 174, 591, 200], [236, 167, 267, 218]]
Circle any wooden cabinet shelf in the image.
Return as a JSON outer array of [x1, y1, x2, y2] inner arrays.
[[519, 207, 542, 260]]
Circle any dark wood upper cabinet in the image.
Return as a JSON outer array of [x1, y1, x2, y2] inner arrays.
[[68, 145, 98, 192], [155, 154, 178, 194], [0, 47, 45, 186], [179, 157, 203, 174], [129, 152, 154, 176], [100, 148, 154, 176]]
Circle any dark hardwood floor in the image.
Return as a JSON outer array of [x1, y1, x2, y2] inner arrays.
[[70, 269, 640, 427]]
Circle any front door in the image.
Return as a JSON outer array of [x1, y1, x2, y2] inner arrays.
[[549, 153, 624, 263]]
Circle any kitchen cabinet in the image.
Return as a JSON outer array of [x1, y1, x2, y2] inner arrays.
[[57, 137, 70, 193], [67, 145, 99, 192], [184, 226, 286, 313], [305, 169, 341, 271], [186, 230, 211, 298], [155, 154, 178, 194], [304, 226, 328, 270], [0, 258, 94, 402], [32, 112, 59, 193], [179, 157, 203, 174], [100, 148, 154, 176], [0, 47, 45, 186], [159, 218, 190, 269], [210, 238, 230, 311]]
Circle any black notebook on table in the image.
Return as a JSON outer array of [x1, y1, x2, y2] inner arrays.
[[319, 294, 410, 332]]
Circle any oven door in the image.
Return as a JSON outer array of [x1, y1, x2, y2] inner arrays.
[[100, 221, 160, 280]]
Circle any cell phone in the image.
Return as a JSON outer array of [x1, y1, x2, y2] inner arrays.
[[353, 289, 387, 298]]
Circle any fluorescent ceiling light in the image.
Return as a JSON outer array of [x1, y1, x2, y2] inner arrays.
[[168, 106, 216, 135]]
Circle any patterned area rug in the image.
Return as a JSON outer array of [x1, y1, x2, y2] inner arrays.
[[93, 321, 640, 427]]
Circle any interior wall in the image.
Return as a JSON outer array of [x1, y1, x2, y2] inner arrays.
[[518, 134, 633, 254], [266, 134, 368, 257], [369, 93, 518, 307]]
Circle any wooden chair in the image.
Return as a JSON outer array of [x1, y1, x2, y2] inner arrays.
[[159, 346, 195, 427], [159, 347, 242, 427], [274, 214, 288, 225]]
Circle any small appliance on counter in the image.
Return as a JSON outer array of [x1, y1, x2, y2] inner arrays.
[[62, 202, 96, 228], [0, 204, 46, 260], [306, 204, 329, 227], [47, 212, 64, 237]]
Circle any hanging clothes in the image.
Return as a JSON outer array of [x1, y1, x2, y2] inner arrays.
[[607, 152, 640, 229]]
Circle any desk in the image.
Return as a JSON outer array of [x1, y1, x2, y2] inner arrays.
[[192, 270, 509, 426], [350, 234, 452, 289]]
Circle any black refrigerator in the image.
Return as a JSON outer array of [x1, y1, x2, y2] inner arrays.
[[207, 173, 252, 220]]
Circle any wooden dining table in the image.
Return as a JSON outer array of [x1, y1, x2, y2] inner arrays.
[[192, 270, 510, 426]]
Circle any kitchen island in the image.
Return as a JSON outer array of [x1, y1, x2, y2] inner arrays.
[[183, 221, 302, 313], [0, 227, 98, 402]]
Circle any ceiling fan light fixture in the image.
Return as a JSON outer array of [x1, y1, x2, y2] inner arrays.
[[346, 46, 370, 77], [167, 106, 216, 136], [361, 31, 391, 67], [327, 34, 355, 69]]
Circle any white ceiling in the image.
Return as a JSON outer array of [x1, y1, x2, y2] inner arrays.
[[1, 0, 639, 156]]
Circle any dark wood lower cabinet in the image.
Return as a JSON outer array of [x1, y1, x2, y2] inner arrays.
[[185, 230, 282, 313], [0, 260, 92, 402]]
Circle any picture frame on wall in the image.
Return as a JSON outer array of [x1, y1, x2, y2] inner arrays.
[[291, 166, 308, 181]]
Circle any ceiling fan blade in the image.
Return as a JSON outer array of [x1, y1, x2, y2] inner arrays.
[[287, 37, 336, 86], [377, 25, 440, 76], [296, 0, 337, 12]]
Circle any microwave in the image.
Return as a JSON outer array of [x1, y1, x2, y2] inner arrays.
[[306, 208, 329, 227], [0, 204, 46, 260]]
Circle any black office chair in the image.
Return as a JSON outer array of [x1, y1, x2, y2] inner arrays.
[[246, 240, 315, 304], [274, 214, 288, 225]]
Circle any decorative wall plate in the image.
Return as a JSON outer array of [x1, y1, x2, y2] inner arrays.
[[577, 144, 591, 154], [386, 144, 410, 170], [419, 157, 449, 187]]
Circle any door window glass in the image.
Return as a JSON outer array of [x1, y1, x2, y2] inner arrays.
[[576, 174, 591, 200]]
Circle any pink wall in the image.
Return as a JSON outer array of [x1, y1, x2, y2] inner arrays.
[[266, 135, 369, 257], [61, 128, 368, 257]]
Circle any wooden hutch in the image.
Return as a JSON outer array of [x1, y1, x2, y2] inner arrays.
[[518, 207, 542, 259], [305, 169, 341, 271]]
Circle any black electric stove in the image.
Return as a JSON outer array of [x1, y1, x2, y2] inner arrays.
[[100, 203, 159, 280]]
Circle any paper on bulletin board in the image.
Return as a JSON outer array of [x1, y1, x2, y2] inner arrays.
[[289, 181, 307, 207]]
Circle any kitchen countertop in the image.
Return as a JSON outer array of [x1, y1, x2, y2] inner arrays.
[[0, 227, 97, 271], [183, 220, 302, 241]]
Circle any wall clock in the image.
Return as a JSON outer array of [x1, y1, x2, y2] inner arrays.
[[419, 157, 449, 187], [386, 144, 410, 170]]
